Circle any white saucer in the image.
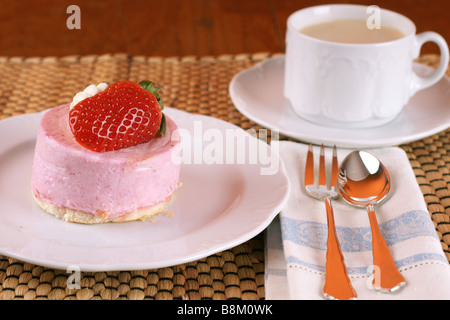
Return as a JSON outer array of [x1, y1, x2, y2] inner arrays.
[[229, 55, 450, 148]]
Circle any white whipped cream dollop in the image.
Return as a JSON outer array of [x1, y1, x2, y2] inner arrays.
[[70, 83, 109, 109]]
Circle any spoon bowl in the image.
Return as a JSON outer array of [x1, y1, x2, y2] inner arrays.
[[338, 151, 406, 293], [338, 151, 390, 207]]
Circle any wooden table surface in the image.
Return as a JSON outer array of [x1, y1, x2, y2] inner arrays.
[[0, 0, 448, 58]]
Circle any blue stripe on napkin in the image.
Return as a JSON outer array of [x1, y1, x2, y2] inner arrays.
[[285, 252, 448, 275], [280, 210, 445, 274], [280, 210, 437, 252]]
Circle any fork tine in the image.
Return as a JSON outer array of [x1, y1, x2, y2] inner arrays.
[[318, 144, 326, 186], [331, 145, 338, 188], [305, 143, 314, 186]]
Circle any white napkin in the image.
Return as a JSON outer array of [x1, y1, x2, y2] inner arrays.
[[265, 141, 450, 300]]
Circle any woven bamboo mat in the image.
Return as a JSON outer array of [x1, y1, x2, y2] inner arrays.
[[0, 53, 448, 300]]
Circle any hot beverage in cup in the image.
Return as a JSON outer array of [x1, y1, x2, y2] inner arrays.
[[284, 5, 449, 128], [299, 19, 404, 44]]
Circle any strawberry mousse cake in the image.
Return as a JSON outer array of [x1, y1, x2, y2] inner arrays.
[[31, 80, 180, 224]]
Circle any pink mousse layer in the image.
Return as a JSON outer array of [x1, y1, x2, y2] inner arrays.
[[31, 104, 180, 217]]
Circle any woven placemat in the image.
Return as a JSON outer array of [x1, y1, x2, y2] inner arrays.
[[0, 53, 448, 300]]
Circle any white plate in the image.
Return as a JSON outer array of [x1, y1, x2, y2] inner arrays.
[[0, 108, 290, 271], [229, 55, 450, 148]]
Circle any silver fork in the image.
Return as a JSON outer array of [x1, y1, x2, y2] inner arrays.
[[304, 144, 357, 300]]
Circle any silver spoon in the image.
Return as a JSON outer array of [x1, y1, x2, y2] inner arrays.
[[337, 150, 406, 293]]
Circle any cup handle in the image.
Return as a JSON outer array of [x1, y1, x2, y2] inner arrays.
[[410, 32, 449, 95]]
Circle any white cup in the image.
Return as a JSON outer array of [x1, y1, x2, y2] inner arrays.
[[284, 4, 449, 128]]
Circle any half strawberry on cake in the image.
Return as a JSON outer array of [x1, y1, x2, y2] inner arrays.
[[31, 80, 180, 224]]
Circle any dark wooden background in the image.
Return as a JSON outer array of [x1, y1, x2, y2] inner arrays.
[[0, 0, 448, 57]]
